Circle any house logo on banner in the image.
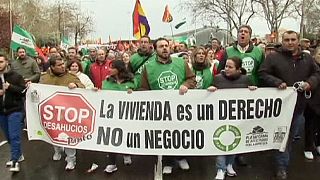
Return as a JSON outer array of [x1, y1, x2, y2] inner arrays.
[[158, 71, 178, 89], [245, 126, 269, 147], [273, 126, 288, 143], [38, 92, 96, 146], [213, 125, 241, 152]]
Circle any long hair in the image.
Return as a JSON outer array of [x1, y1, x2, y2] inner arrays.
[[110, 60, 134, 82], [191, 46, 210, 69]]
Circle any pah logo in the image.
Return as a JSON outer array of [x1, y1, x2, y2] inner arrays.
[[241, 57, 255, 75], [245, 126, 268, 147], [157, 71, 178, 90]]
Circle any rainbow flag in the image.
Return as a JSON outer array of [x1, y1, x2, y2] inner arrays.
[[132, 0, 150, 39]]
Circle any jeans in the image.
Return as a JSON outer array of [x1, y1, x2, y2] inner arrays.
[[275, 112, 303, 171], [293, 112, 305, 139], [53, 146, 76, 163], [0, 112, 23, 161], [216, 155, 235, 171]]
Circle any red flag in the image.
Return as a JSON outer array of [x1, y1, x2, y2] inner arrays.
[[162, 5, 173, 23], [36, 46, 48, 62]]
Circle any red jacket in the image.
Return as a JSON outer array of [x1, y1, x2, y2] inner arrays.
[[90, 60, 112, 89], [214, 48, 225, 62]]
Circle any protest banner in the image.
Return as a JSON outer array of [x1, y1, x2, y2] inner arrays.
[[26, 83, 297, 155]]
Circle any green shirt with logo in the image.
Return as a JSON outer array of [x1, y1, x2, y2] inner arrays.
[[226, 46, 264, 86], [192, 67, 214, 89], [145, 57, 186, 90]]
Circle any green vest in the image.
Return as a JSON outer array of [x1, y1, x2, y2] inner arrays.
[[130, 52, 156, 73], [226, 46, 264, 86], [145, 57, 186, 90], [81, 58, 94, 77], [130, 52, 156, 88], [192, 67, 213, 89], [102, 79, 136, 91]]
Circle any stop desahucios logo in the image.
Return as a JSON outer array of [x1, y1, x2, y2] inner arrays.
[[38, 92, 96, 146]]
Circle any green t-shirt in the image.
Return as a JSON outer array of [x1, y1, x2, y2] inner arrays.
[[102, 79, 136, 91], [144, 57, 186, 90], [225, 46, 264, 86], [192, 67, 213, 89]]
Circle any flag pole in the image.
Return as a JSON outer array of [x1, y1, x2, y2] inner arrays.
[[9, 0, 14, 59], [170, 22, 175, 44]]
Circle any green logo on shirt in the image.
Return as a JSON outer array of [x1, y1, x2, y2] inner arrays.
[[158, 71, 178, 90], [242, 57, 255, 75]]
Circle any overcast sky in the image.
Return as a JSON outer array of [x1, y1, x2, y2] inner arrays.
[[69, 0, 300, 42]]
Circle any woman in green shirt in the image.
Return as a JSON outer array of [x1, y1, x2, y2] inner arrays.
[[191, 46, 214, 89], [101, 60, 135, 173]]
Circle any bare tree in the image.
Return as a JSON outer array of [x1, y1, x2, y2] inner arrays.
[[0, 6, 18, 52], [181, 0, 256, 39], [1, 0, 94, 46], [74, 12, 93, 45], [253, 0, 296, 42], [294, 0, 319, 38]]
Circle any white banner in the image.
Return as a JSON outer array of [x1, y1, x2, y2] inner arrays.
[[26, 84, 297, 155]]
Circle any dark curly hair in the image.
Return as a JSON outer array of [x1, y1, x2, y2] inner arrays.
[[109, 60, 134, 82]]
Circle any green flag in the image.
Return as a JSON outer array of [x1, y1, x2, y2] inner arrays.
[[61, 36, 71, 51], [10, 25, 36, 56], [173, 36, 188, 42], [175, 20, 186, 29]]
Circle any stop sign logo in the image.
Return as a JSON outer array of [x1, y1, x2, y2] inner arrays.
[[39, 92, 96, 146]]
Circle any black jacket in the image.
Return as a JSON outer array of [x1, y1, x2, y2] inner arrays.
[[214, 71, 252, 89], [258, 47, 320, 114], [0, 70, 26, 115], [306, 62, 320, 115]]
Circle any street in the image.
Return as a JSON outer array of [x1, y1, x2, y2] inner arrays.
[[1, 131, 320, 180]]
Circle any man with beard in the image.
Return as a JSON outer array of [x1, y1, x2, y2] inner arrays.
[[140, 37, 196, 175], [129, 35, 155, 88], [10, 47, 41, 83], [39, 56, 84, 171], [219, 25, 264, 86]]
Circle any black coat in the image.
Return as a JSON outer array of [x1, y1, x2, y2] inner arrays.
[[258, 47, 320, 114], [214, 71, 252, 89], [0, 70, 26, 115], [306, 63, 320, 116]]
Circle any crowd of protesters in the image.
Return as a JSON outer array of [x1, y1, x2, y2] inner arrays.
[[1, 25, 320, 180]]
